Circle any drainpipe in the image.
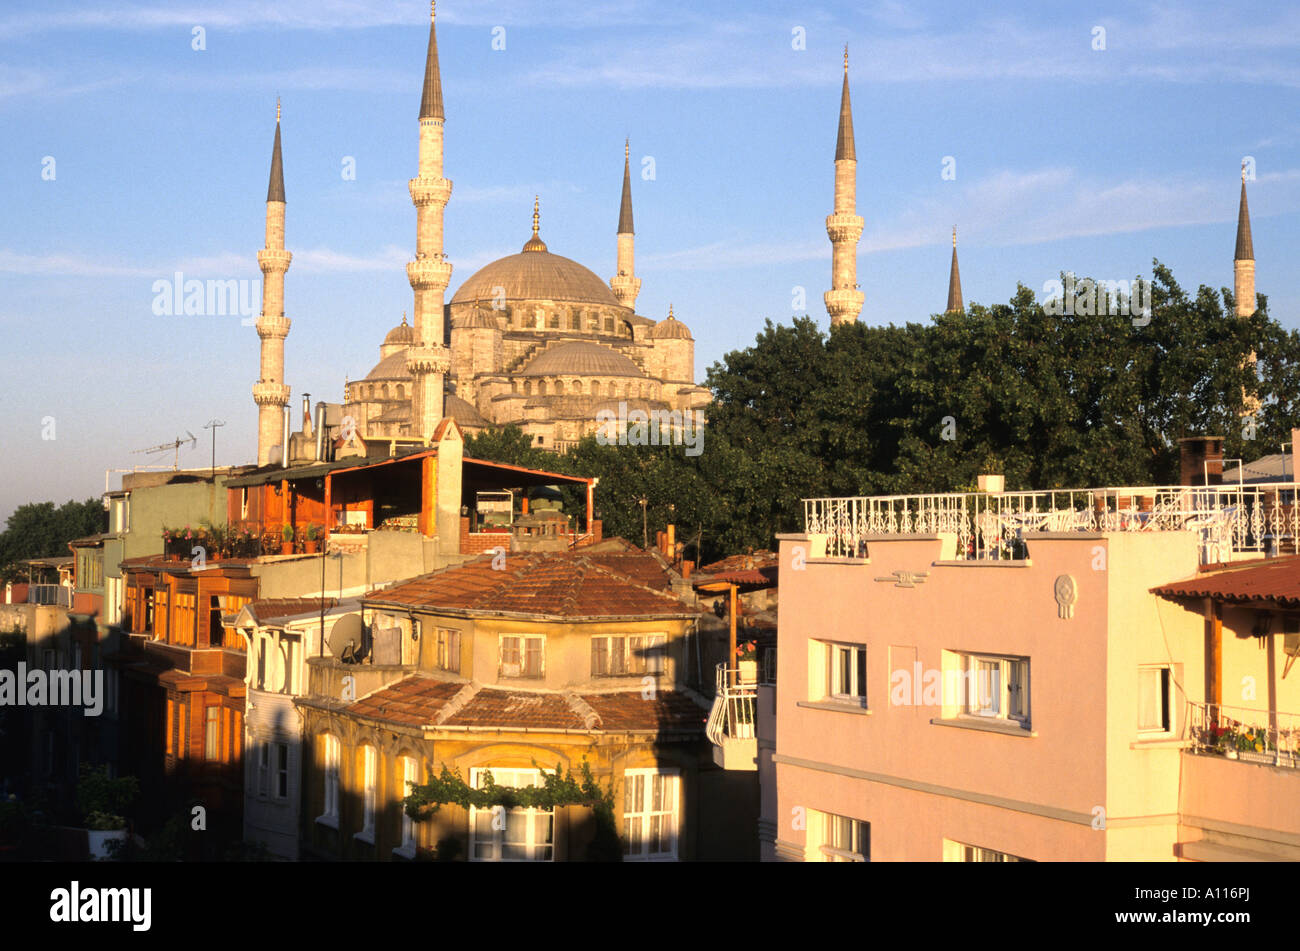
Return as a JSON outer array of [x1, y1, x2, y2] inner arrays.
[[314, 404, 327, 462], [281, 405, 292, 469]]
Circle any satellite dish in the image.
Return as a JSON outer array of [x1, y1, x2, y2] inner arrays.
[[328, 614, 364, 661]]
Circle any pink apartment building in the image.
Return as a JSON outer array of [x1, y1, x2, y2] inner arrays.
[[713, 462, 1300, 862]]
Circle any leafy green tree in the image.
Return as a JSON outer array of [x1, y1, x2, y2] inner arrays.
[[0, 499, 107, 579]]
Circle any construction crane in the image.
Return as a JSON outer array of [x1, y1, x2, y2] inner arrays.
[[131, 431, 197, 470]]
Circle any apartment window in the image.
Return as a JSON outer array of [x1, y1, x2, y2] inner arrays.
[[944, 839, 1033, 862], [500, 635, 544, 679], [592, 634, 666, 677], [1138, 665, 1173, 734], [398, 756, 418, 856], [359, 745, 377, 840], [204, 706, 221, 760], [816, 641, 866, 705], [623, 769, 679, 860], [436, 629, 460, 673], [257, 743, 270, 797], [954, 652, 1029, 725], [275, 743, 289, 800], [819, 813, 870, 862], [321, 735, 340, 822], [469, 768, 554, 862]]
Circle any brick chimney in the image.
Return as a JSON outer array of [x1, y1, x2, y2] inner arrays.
[[1178, 436, 1224, 486]]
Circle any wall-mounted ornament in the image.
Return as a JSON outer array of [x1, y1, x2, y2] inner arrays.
[[874, 570, 930, 589], [1054, 574, 1078, 619]]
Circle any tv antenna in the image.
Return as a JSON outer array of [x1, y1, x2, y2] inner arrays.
[[132, 431, 197, 470], [203, 419, 226, 476]]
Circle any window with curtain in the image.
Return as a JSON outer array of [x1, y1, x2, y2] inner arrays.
[[954, 652, 1030, 726], [360, 745, 377, 839], [204, 706, 221, 760], [321, 735, 340, 821], [819, 813, 869, 862], [500, 635, 543, 679], [469, 768, 554, 862], [944, 839, 1033, 862], [623, 770, 679, 860]]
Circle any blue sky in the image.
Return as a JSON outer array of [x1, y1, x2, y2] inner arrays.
[[2, 0, 1298, 522]]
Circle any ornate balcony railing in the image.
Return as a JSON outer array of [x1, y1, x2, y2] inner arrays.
[[804, 483, 1300, 564], [1187, 700, 1300, 768], [706, 665, 758, 771]]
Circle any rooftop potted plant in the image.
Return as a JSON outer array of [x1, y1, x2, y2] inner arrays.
[[735, 640, 758, 683], [77, 764, 138, 860], [304, 524, 323, 554], [281, 523, 295, 556]]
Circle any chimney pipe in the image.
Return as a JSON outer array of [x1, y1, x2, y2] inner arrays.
[[302, 394, 313, 436], [314, 403, 327, 461], [281, 404, 292, 469]]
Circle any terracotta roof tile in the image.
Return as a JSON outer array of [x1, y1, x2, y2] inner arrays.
[[1151, 555, 1300, 607], [344, 675, 705, 734], [366, 551, 700, 620], [247, 598, 338, 625]]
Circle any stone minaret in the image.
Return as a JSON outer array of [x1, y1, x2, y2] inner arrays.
[[253, 100, 292, 466], [946, 227, 964, 313], [825, 46, 864, 327], [406, 0, 453, 443], [1235, 167, 1255, 318], [610, 139, 641, 308]]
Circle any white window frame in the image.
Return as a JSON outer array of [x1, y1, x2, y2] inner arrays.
[[499, 634, 545, 679], [395, 756, 419, 859], [356, 745, 377, 843], [623, 768, 680, 861], [818, 812, 869, 862], [955, 652, 1029, 726], [468, 767, 555, 862], [257, 742, 270, 798], [319, 735, 340, 827], [943, 838, 1032, 862], [1137, 664, 1174, 735], [274, 742, 289, 800], [817, 640, 866, 705]]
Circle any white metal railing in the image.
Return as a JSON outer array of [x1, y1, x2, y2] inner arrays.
[[706, 664, 757, 746], [1187, 701, 1300, 767], [805, 482, 1300, 564], [27, 584, 71, 607]]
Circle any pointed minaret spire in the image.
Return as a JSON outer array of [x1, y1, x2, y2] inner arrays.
[[946, 227, 964, 314], [611, 139, 641, 308], [420, 1, 444, 121], [1235, 164, 1255, 318], [524, 195, 548, 252], [253, 101, 292, 466], [267, 99, 285, 203], [835, 46, 856, 162], [407, 0, 454, 446], [824, 48, 864, 326]]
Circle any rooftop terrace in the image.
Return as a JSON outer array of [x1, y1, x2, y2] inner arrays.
[[804, 482, 1300, 564]]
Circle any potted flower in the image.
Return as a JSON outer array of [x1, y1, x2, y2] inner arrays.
[[304, 524, 323, 554], [77, 765, 138, 861], [281, 523, 295, 556], [735, 640, 758, 683]]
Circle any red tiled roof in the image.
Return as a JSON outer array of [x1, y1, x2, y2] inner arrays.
[[695, 551, 779, 588], [366, 552, 701, 620], [1151, 555, 1300, 607], [345, 675, 706, 734], [247, 597, 338, 625]]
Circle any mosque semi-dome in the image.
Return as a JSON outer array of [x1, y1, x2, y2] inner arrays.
[[521, 341, 645, 378]]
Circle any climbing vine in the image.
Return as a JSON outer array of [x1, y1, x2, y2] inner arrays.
[[403, 759, 622, 861]]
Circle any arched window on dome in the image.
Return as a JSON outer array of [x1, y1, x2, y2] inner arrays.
[[549, 313, 560, 330], [570, 311, 581, 331], [554, 380, 565, 396], [538, 380, 548, 396], [396, 384, 404, 400], [603, 317, 614, 334], [624, 383, 632, 399], [524, 381, 532, 396], [572, 380, 583, 396], [381, 384, 389, 400]]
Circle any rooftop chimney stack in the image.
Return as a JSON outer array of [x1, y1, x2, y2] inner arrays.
[[1178, 436, 1224, 486]]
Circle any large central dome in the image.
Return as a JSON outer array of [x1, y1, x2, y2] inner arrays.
[[451, 248, 621, 308]]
